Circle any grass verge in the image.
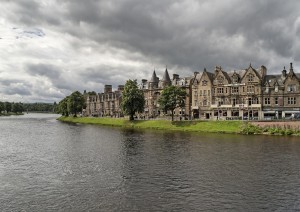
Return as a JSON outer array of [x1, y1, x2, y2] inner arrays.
[[58, 116, 244, 134]]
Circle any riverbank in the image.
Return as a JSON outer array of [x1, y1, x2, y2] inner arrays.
[[0, 112, 24, 116], [58, 116, 300, 136], [58, 116, 243, 134]]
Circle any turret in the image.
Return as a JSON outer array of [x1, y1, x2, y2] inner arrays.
[[161, 68, 171, 88], [149, 70, 159, 89]]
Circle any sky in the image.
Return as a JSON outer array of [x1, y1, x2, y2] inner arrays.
[[1, 0, 300, 103]]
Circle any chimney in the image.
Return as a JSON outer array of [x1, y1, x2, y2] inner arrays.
[[290, 62, 293, 72], [282, 66, 287, 78], [118, 85, 124, 91], [104, 85, 112, 93], [173, 74, 179, 80]]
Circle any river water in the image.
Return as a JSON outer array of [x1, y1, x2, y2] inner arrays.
[[0, 113, 300, 211]]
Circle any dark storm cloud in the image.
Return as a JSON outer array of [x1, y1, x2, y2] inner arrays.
[[27, 63, 61, 79], [3, 0, 300, 102], [54, 0, 299, 72], [81, 66, 132, 88], [9, 0, 300, 73]]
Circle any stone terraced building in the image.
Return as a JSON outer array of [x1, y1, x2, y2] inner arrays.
[[84, 63, 300, 120]]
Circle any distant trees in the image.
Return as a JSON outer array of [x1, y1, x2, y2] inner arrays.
[[158, 85, 187, 121], [12, 102, 24, 113], [0, 102, 4, 113], [121, 79, 145, 120], [23, 103, 55, 112], [0, 101, 23, 114], [57, 91, 85, 117]]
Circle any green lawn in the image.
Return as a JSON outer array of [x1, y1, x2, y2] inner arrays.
[[58, 116, 243, 134]]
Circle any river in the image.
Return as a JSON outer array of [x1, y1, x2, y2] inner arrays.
[[0, 113, 300, 211]]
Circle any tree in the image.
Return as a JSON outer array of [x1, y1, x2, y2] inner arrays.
[[158, 85, 187, 121], [4, 102, 12, 113], [58, 96, 69, 116], [121, 79, 145, 120], [0, 102, 4, 114], [12, 102, 24, 113], [67, 91, 85, 117]]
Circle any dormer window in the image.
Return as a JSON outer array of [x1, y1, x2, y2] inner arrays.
[[217, 76, 224, 84], [265, 87, 269, 93], [247, 74, 254, 82], [275, 86, 278, 92], [232, 74, 238, 83], [287, 84, 296, 92]]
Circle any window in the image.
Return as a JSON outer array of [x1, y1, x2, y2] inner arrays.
[[265, 87, 269, 93], [208, 90, 210, 96], [287, 85, 296, 92], [225, 88, 228, 93], [217, 76, 224, 84], [247, 85, 254, 93], [203, 90, 207, 96], [275, 97, 278, 105], [200, 90, 202, 96], [288, 97, 296, 105], [232, 98, 237, 106], [248, 73, 254, 82], [202, 80, 207, 86], [217, 88, 224, 94], [275, 86, 278, 92], [232, 75, 238, 83], [264, 97, 270, 105], [194, 100, 198, 106], [203, 100, 207, 106], [248, 98, 252, 106], [231, 87, 239, 93]]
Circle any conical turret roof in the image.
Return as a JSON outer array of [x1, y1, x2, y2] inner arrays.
[[150, 70, 159, 82], [162, 68, 171, 83]]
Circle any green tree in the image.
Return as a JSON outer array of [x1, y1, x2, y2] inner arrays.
[[58, 96, 69, 116], [67, 91, 85, 117], [12, 102, 24, 113], [0, 102, 4, 114], [158, 85, 187, 121], [121, 79, 145, 120], [4, 102, 12, 113]]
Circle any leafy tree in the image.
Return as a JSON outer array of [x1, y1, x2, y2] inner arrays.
[[12, 102, 24, 113], [121, 79, 145, 120], [4, 102, 12, 113], [158, 85, 187, 121], [58, 96, 69, 116], [67, 91, 85, 117], [0, 102, 4, 113]]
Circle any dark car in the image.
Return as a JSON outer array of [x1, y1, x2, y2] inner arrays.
[[294, 113, 300, 119]]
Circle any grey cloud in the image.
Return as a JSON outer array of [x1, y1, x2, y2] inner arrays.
[[2, 85, 32, 96], [2, 0, 300, 102], [27, 63, 61, 79]]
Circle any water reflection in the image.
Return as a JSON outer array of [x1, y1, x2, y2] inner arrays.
[[0, 114, 300, 211]]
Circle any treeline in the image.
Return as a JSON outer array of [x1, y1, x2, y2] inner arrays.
[[0, 102, 24, 114], [57, 91, 85, 116], [23, 103, 56, 113], [0, 102, 57, 115]]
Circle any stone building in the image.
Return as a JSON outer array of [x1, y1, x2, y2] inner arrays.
[[192, 63, 300, 120], [84, 85, 124, 117], [141, 68, 192, 119]]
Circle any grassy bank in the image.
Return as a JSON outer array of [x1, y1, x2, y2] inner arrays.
[[58, 116, 243, 134], [0, 112, 24, 116]]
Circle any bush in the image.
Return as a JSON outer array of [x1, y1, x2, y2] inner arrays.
[[240, 123, 262, 135]]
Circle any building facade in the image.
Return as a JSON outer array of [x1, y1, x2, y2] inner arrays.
[[84, 63, 300, 120], [192, 63, 300, 120], [84, 85, 124, 117], [140, 69, 192, 119]]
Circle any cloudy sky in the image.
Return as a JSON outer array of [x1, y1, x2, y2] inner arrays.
[[1, 0, 300, 102]]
